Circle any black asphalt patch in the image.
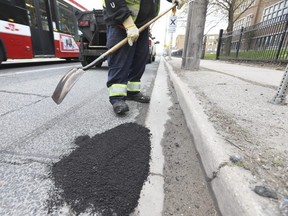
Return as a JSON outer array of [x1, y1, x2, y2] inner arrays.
[[48, 123, 151, 216]]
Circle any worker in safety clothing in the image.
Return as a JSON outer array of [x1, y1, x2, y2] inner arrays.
[[103, 0, 186, 115]]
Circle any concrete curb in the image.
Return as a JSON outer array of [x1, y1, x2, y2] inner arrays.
[[163, 58, 280, 216], [133, 59, 171, 216]]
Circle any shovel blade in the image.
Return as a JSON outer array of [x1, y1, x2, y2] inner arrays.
[[52, 68, 85, 104]]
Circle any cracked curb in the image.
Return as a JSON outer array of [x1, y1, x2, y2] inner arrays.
[[164, 58, 280, 216], [208, 162, 229, 182]]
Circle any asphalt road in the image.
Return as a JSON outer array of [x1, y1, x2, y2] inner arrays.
[[0, 60, 218, 215]]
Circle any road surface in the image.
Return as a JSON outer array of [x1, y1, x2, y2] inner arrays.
[[0, 60, 219, 215]]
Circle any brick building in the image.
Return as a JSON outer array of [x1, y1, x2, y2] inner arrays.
[[234, 0, 288, 30], [204, 34, 218, 54], [174, 0, 288, 55], [217, 0, 288, 62], [175, 35, 185, 50], [174, 33, 219, 54]]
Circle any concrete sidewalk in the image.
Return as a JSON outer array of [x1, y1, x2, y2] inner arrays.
[[164, 58, 288, 216]]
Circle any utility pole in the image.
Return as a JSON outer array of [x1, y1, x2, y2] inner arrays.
[[182, 0, 208, 70]]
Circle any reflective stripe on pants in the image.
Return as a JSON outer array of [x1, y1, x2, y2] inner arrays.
[[127, 81, 141, 92], [109, 84, 127, 97]]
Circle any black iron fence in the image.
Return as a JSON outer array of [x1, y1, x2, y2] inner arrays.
[[216, 14, 288, 63]]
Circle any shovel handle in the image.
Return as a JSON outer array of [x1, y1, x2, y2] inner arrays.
[[139, 4, 177, 33], [83, 4, 177, 71]]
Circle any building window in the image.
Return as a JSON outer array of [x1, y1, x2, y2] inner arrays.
[[263, 0, 288, 21], [234, 18, 244, 30], [245, 14, 253, 27], [234, 14, 253, 30], [238, 0, 256, 13]]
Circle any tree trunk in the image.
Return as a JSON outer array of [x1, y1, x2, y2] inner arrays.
[[224, 9, 234, 56]]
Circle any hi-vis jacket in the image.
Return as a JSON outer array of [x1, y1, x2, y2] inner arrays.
[[102, 0, 172, 27]]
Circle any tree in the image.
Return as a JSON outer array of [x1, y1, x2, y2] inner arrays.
[[208, 0, 256, 56], [204, 3, 227, 35], [209, 0, 256, 32]]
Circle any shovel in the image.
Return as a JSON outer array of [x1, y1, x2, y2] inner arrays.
[[52, 4, 176, 104]]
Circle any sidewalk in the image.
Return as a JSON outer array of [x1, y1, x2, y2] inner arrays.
[[164, 58, 288, 216]]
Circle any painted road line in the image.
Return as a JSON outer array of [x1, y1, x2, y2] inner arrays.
[[0, 66, 78, 77]]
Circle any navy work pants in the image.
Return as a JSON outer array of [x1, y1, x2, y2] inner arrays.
[[106, 25, 149, 104]]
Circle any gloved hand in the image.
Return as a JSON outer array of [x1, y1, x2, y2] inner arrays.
[[123, 16, 139, 46], [172, 0, 186, 9]]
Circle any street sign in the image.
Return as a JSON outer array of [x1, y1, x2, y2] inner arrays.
[[168, 16, 177, 33]]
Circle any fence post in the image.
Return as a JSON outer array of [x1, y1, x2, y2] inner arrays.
[[216, 29, 223, 60], [275, 15, 288, 63], [236, 27, 244, 58]]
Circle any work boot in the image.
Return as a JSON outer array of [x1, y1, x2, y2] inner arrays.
[[112, 100, 129, 115], [127, 92, 150, 103]]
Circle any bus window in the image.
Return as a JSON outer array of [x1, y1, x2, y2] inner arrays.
[[0, 0, 29, 25], [39, 0, 49, 31], [25, 0, 37, 28], [0, 0, 26, 8], [56, 0, 77, 35]]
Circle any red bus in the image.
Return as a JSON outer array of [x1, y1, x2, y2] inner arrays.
[[0, 0, 88, 64]]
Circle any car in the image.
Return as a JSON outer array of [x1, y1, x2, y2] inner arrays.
[[147, 34, 159, 64]]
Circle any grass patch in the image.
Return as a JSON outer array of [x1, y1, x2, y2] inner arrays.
[[219, 48, 288, 61], [204, 53, 217, 60]]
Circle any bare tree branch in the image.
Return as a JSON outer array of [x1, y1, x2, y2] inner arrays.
[[209, 0, 256, 31], [233, 0, 256, 22], [204, 16, 226, 35]]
